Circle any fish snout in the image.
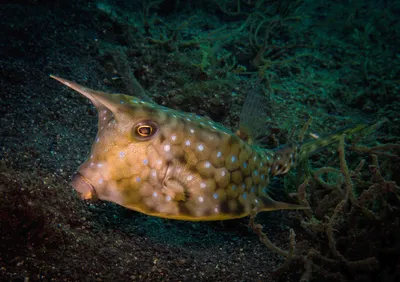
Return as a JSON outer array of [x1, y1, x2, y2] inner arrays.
[[71, 172, 97, 200]]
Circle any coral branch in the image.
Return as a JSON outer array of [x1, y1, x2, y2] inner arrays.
[[249, 211, 289, 258]]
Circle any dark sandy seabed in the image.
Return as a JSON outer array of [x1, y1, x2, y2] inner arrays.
[[1, 1, 400, 281]]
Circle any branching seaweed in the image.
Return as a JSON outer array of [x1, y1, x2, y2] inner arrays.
[[249, 130, 400, 281]]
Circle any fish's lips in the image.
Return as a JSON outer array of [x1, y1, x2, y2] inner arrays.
[[71, 172, 98, 200]]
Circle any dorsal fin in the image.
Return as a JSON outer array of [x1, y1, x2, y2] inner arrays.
[[237, 81, 270, 146]]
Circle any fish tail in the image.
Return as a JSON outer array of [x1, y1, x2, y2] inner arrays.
[[261, 123, 369, 212], [268, 123, 369, 177], [297, 123, 369, 162]]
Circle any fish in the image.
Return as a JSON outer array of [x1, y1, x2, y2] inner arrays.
[[50, 75, 367, 221]]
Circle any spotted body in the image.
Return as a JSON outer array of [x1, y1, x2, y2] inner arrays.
[[51, 75, 365, 221]]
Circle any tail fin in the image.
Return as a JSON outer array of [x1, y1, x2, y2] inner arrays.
[[269, 123, 369, 177], [297, 123, 369, 162]]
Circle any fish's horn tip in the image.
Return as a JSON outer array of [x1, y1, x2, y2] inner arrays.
[[49, 75, 71, 86], [49, 74, 63, 82]]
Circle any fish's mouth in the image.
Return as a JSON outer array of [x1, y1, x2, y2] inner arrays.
[[71, 172, 98, 200]]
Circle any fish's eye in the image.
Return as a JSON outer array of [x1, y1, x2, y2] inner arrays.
[[133, 120, 158, 140]]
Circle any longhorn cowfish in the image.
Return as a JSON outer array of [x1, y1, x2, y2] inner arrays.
[[51, 75, 366, 221]]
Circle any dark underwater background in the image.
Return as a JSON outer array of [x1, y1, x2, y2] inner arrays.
[[1, 0, 399, 281]]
